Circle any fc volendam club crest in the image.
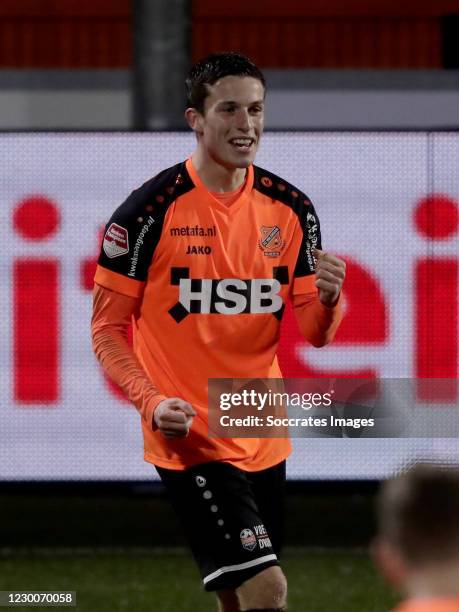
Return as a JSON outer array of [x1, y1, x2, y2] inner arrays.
[[258, 225, 285, 258]]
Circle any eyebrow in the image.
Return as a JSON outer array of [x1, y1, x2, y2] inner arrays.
[[217, 100, 264, 106]]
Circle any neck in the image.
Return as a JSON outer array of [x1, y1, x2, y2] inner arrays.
[[404, 563, 459, 599], [191, 149, 247, 192]]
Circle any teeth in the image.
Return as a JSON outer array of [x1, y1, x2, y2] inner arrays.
[[231, 139, 252, 146]]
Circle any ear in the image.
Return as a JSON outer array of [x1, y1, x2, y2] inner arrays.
[[185, 108, 204, 135], [371, 536, 407, 590]]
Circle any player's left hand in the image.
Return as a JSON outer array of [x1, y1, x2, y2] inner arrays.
[[313, 248, 346, 307]]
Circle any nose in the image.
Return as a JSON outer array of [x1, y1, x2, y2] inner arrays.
[[235, 108, 251, 131]]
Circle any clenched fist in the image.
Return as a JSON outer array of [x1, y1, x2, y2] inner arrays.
[[313, 248, 346, 307], [154, 398, 196, 439]]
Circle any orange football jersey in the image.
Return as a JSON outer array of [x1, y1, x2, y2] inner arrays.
[[94, 158, 323, 470]]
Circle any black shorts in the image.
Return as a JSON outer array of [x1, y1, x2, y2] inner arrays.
[[155, 460, 285, 592]]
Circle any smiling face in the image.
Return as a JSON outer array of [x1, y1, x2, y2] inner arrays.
[[186, 75, 265, 170]]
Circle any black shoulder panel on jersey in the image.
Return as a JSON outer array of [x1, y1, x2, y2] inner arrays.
[[98, 161, 195, 282], [253, 165, 322, 278], [253, 165, 313, 214]]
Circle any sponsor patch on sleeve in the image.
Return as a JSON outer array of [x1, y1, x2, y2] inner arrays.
[[103, 223, 129, 258]]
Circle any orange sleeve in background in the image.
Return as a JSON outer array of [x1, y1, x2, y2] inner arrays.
[[292, 291, 343, 347], [91, 283, 167, 429]]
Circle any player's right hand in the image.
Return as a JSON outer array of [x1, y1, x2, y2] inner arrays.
[[153, 398, 196, 439]]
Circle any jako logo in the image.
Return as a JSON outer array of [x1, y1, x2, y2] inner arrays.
[[186, 245, 212, 255], [168, 267, 289, 323], [195, 475, 206, 487]]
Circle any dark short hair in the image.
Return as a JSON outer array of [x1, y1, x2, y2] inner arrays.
[[377, 464, 459, 566], [185, 51, 266, 115]]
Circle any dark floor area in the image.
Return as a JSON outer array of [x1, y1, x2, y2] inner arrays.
[[0, 480, 378, 549]]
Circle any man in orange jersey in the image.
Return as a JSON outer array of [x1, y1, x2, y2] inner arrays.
[[374, 464, 459, 612], [92, 52, 345, 611]]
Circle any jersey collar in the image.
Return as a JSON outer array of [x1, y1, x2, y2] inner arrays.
[[185, 157, 254, 214]]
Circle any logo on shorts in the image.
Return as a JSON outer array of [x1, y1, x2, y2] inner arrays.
[[254, 524, 272, 549], [195, 475, 206, 487], [240, 528, 257, 552], [258, 226, 284, 258], [103, 223, 129, 258]]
